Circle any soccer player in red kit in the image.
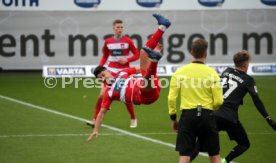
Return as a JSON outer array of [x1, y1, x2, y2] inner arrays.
[[87, 13, 171, 141], [87, 19, 140, 128]]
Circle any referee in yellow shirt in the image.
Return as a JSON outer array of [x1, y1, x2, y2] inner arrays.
[[168, 39, 223, 163]]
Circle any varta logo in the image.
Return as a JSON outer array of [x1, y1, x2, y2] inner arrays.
[[48, 67, 86, 76], [74, 0, 101, 8], [261, 0, 276, 6], [136, 0, 163, 8], [198, 0, 224, 7]]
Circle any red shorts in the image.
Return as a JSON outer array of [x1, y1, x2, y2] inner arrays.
[[133, 76, 160, 105], [139, 87, 160, 104]]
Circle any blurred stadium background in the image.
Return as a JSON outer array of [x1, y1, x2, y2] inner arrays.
[[0, 0, 276, 162]]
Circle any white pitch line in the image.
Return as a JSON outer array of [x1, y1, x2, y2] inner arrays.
[[0, 133, 177, 138], [0, 95, 215, 159], [0, 133, 174, 138], [0, 134, 90, 138], [0, 133, 127, 138], [0, 95, 177, 145], [1, 132, 275, 139], [0, 133, 173, 138], [0, 95, 175, 147]]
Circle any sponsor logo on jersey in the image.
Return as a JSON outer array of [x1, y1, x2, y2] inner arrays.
[[111, 50, 123, 56], [261, 0, 276, 6], [107, 43, 129, 50], [48, 67, 86, 76], [198, 0, 224, 7], [136, 0, 163, 8], [74, 0, 101, 8], [120, 43, 126, 49]]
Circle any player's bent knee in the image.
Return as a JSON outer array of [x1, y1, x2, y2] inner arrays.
[[238, 144, 250, 153], [243, 143, 250, 150], [240, 139, 250, 149]]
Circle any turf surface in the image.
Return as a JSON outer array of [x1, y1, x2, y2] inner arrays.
[[0, 73, 275, 163]]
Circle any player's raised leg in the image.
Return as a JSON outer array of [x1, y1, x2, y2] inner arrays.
[[142, 46, 162, 83], [135, 46, 163, 105], [140, 13, 171, 75]]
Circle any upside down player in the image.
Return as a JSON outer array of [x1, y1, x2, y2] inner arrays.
[[87, 13, 171, 141], [87, 19, 140, 128]]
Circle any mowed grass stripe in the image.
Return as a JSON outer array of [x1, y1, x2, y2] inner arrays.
[[0, 95, 216, 163], [0, 99, 184, 163], [0, 95, 176, 146], [0, 94, 215, 160]]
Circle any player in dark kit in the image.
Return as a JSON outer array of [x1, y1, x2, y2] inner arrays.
[[191, 50, 276, 163]]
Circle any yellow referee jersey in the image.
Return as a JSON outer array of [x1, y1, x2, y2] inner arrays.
[[168, 62, 223, 115]]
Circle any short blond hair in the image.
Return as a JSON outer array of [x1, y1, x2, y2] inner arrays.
[[113, 19, 123, 26]]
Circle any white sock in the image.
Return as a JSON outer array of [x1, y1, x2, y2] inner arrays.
[[158, 25, 167, 31]]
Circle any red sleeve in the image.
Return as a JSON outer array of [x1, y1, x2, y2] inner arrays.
[[121, 67, 137, 75], [101, 91, 112, 110], [126, 38, 140, 63], [99, 41, 109, 66]]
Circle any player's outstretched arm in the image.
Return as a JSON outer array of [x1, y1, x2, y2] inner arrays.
[[249, 90, 276, 130], [87, 108, 108, 142], [99, 43, 109, 66], [125, 39, 140, 63]]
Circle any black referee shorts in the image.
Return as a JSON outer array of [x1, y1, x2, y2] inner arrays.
[[176, 109, 220, 156], [215, 116, 250, 147]]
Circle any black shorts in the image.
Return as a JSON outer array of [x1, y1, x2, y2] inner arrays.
[[176, 109, 220, 156], [215, 116, 250, 146]]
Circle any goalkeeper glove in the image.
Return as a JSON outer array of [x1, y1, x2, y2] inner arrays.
[[266, 116, 276, 130]]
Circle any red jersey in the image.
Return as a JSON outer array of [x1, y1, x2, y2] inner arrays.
[[101, 68, 143, 109], [99, 35, 140, 69]]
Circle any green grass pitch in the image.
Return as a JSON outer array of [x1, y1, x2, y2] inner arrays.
[[0, 73, 275, 163]]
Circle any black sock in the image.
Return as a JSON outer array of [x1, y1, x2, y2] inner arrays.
[[225, 145, 249, 162]]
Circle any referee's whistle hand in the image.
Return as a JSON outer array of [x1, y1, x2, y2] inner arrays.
[[171, 121, 179, 132]]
